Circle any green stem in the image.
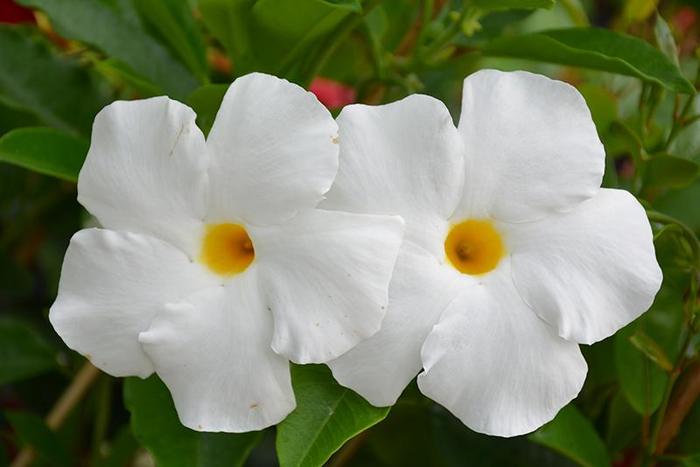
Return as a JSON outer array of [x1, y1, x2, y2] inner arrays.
[[417, 3, 473, 62], [646, 210, 700, 267], [665, 94, 697, 149]]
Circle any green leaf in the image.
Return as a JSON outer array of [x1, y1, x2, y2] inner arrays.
[[0, 319, 57, 385], [628, 331, 674, 371], [17, 0, 200, 99], [124, 375, 262, 467], [615, 284, 685, 414], [199, 0, 354, 81], [5, 411, 71, 467], [276, 364, 390, 467], [0, 26, 108, 135], [320, 0, 362, 12], [645, 155, 700, 189], [605, 392, 641, 453], [655, 180, 700, 232], [0, 127, 88, 182], [473, 0, 554, 12], [654, 14, 679, 66], [102, 425, 139, 467], [187, 84, 227, 136], [134, 0, 209, 81], [529, 405, 610, 467], [482, 28, 695, 94], [683, 453, 700, 467]]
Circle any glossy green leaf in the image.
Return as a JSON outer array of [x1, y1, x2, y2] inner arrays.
[[0, 26, 108, 135], [0, 127, 88, 182], [473, 0, 554, 11], [529, 405, 610, 467], [17, 0, 199, 98], [615, 285, 685, 414], [124, 375, 262, 467], [482, 28, 695, 93], [645, 155, 700, 189], [276, 364, 390, 467], [134, 0, 208, 81], [5, 411, 71, 467], [187, 84, 227, 136], [0, 319, 57, 385], [199, 0, 354, 81], [654, 14, 679, 66]]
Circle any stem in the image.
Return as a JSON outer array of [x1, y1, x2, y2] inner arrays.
[[10, 362, 101, 467], [417, 2, 472, 62], [665, 94, 697, 149], [656, 361, 700, 454], [646, 210, 700, 267], [643, 276, 699, 465]]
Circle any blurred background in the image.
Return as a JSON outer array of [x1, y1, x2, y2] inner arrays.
[[1, 0, 700, 466]]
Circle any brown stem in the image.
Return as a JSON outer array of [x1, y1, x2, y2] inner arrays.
[[655, 360, 700, 455], [10, 362, 101, 467]]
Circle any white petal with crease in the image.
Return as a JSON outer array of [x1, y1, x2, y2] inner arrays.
[[506, 188, 662, 344], [252, 209, 404, 364], [456, 69, 604, 222], [323, 95, 464, 256], [418, 262, 587, 437], [329, 242, 463, 406], [139, 272, 295, 433], [206, 73, 338, 224], [78, 97, 209, 256], [50, 228, 214, 378]]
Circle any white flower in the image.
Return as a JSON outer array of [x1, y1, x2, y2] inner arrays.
[[324, 69, 662, 437], [50, 73, 404, 432]]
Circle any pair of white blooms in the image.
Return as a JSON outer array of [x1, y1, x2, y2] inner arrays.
[[51, 70, 662, 437]]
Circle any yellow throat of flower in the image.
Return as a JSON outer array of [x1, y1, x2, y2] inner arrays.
[[201, 223, 255, 276], [444, 219, 504, 275]]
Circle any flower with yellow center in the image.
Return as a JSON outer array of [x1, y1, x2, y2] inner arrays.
[[50, 73, 404, 433], [323, 70, 662, 437]]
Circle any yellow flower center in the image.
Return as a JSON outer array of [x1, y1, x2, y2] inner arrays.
[[200, 223, 255, 276], [444, 219, 504, 275]]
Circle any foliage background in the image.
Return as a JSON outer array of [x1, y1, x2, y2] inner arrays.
[[1, 0, 700, 466]]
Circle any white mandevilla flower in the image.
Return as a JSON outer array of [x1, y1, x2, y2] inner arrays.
[[323, 69, 663, 436], [50, 73, 404, 432]]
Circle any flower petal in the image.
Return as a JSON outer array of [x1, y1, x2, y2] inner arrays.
[[206, 73, 339, 225], [50, 228, 213, 378], [251, 209, 404, 364], [456, 69, 604, 222], [78, 97, 209, 256], [506, 188, 662, 344], [323, 95, 464, 256], [328, 242, 463, 406], [139, 272, 295, 433], [418, 263, 587, 437]]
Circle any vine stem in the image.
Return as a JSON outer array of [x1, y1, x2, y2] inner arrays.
[[656, 361, 700, 454], [10, 362, 101, 467]]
